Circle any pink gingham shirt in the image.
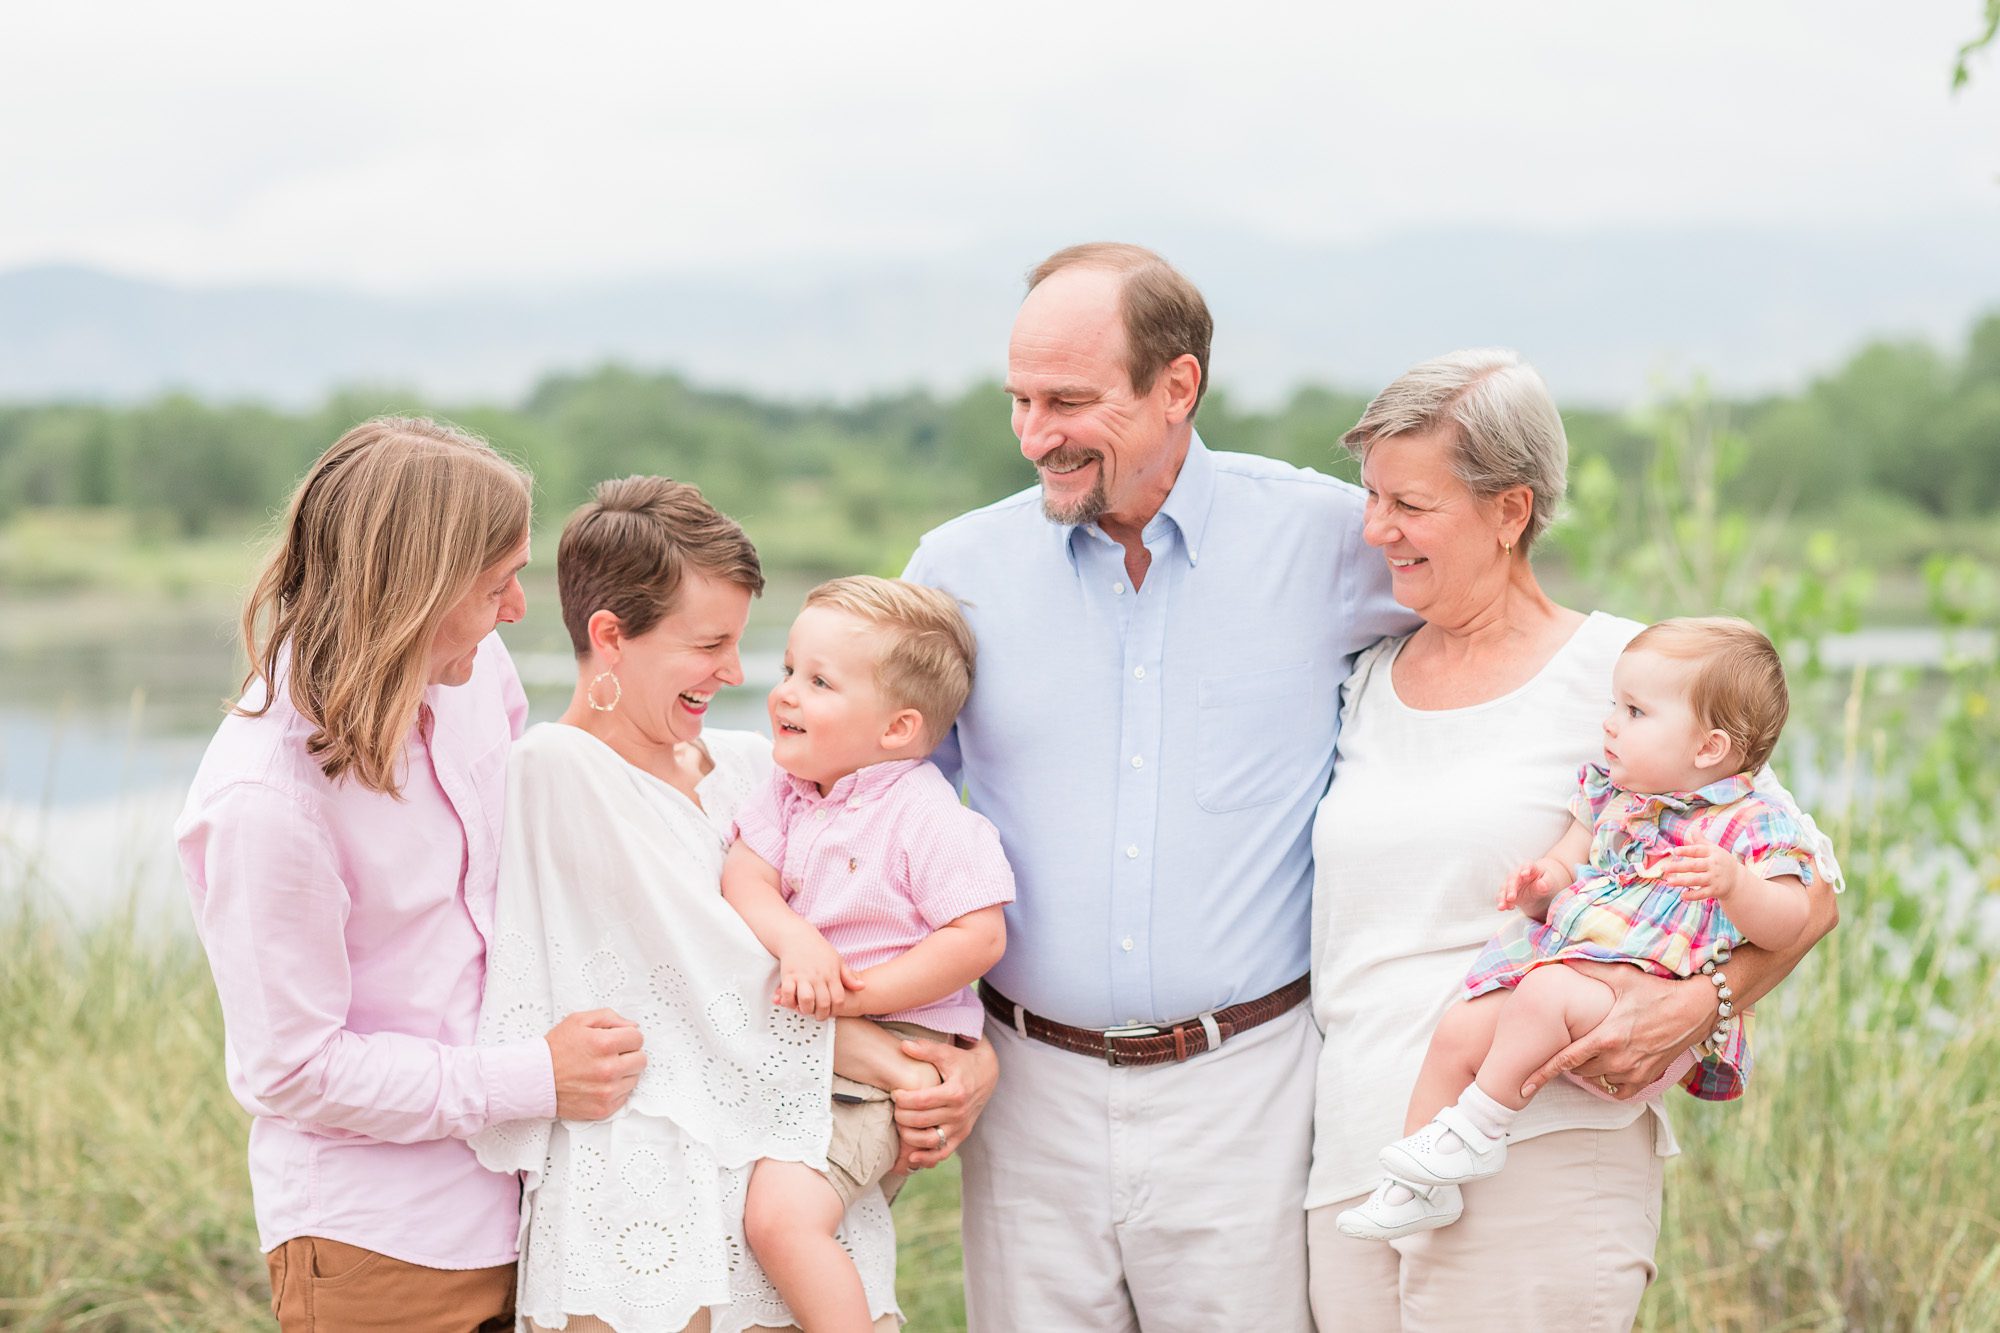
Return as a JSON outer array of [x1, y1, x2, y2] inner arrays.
[[175, 635, 556, 1268], [732, 758, 1015, 1038]]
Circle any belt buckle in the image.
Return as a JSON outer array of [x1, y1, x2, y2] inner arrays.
[[1100, 1021, 1162, 1065]]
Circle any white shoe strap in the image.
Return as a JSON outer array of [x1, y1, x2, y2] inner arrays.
[[1432, 1104, 1500, 1153]]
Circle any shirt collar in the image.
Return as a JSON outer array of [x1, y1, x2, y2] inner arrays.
[[781, 757, 925, 807], [1633, 770, 1758, 814], [1053, 430, 1217, 571]]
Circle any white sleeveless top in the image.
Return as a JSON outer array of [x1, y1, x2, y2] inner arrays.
[[472, 724, 899, 1331], [1306, 614, 1679, 1209]]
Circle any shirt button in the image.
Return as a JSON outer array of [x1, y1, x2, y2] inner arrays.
[[1121, 937, 1135, 952], [1125, 845, 1139, 859], [1130, 754, 1144, 769], [1133, 666, 1146, 680], [1113, 582, 1126, 594]]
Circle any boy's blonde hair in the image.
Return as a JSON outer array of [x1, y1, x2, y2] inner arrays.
[[1625, 616, 1789, 773], [803, 576, 975, 750]]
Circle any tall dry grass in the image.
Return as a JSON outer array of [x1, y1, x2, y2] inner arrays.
[[1648, 906, 2000, 1329], [0, 896, 971, 1331], [7, 838, 2000, 1330]]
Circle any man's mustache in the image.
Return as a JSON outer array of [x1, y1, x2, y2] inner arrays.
[[1038, 447, 1102, 473]]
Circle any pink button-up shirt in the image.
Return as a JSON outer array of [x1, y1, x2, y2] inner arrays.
[[732, 758, 1016, 1038], [176, 635, 556, 1269]]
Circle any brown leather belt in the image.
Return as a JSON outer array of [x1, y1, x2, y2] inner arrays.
[[980, 974, 1312, 1067]]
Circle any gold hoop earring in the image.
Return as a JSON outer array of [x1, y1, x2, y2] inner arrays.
[[588, 670, 622, 713], [1502, 539, 1514, 556]]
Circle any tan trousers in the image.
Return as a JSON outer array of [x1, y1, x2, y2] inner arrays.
[[531, 1315, 896, 1332], [960, 1004, 1320, 1332], [265, 1236, 514, 1332], [1306, 1117, 1664, 1332]]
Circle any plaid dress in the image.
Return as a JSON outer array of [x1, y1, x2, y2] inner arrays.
[[1462, 763, 1816, 1100]]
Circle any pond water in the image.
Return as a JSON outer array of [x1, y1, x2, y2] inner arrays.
[[0, 594, 786, 918]]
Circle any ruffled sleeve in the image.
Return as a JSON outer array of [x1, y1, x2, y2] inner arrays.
[[1569, 761, 1619, 828], [1717, 795, 1817, 889]]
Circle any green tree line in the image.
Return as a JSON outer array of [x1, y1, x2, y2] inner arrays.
[[3, 313, 1997, 577]]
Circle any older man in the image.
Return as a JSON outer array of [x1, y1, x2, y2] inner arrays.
[[903, 243, 1415, 1330]]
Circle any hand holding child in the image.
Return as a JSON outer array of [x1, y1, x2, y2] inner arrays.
[[1664, 841, 1749, 903], [776, 934, 867, 1020]]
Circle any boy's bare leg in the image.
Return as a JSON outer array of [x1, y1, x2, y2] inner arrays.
[[743, 1160, 872, 1333], [1404, 993, 1505, 1133], [831, 1017, 942, 1092], [1475, 964, 1616, 1110], [832, 1018, 941, 1201]]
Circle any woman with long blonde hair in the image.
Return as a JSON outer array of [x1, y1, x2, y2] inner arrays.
[[177, 417, 641, 1332]]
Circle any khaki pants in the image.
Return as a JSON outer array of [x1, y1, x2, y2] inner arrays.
[[959, 1003, 1320, 1332], [1306, 1117, 1664, 1332], [265, 1236, 514, 1332]]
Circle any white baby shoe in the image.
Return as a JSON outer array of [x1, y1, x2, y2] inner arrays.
[[1378, 1105, 1507, 1187], [1334, 1176, 1464, 1241]]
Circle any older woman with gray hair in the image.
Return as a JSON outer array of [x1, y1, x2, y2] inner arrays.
[[1305, 350, 1840, 1329]]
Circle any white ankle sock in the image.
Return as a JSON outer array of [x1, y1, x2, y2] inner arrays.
[[1452, 1084, 1518, 1141]]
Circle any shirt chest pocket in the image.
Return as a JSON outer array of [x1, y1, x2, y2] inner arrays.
[[1194, 662, 1317, 813]]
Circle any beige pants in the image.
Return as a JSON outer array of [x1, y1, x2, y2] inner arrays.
[[959, 1003, 1320, 1332], [1307, 1117, 1664, 1332]]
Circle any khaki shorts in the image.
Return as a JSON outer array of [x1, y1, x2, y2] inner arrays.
[[824, 1019, 949, 1208]]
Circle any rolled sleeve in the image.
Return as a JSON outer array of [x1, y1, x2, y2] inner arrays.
[[902, 804, 1018, 930]]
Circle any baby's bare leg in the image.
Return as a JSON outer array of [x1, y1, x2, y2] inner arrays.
[[1404, 993, 1506, 1134], [743, 1159, 872, 1333], [1474, 965, 1616, 1110]]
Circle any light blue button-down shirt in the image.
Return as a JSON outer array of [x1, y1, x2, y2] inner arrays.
[[903, 433, 1417, 1029]]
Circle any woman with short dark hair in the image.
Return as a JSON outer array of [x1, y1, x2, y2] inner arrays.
[[473, 476, 920, 1333]]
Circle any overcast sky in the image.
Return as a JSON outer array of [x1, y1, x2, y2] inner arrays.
[[2, 2, 1995, 293]]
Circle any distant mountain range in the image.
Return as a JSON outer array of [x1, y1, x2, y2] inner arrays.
[[5, 222, 1998, 408]]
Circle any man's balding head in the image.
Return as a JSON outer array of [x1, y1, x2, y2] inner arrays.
[[1027, 243, 1213, 415]]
